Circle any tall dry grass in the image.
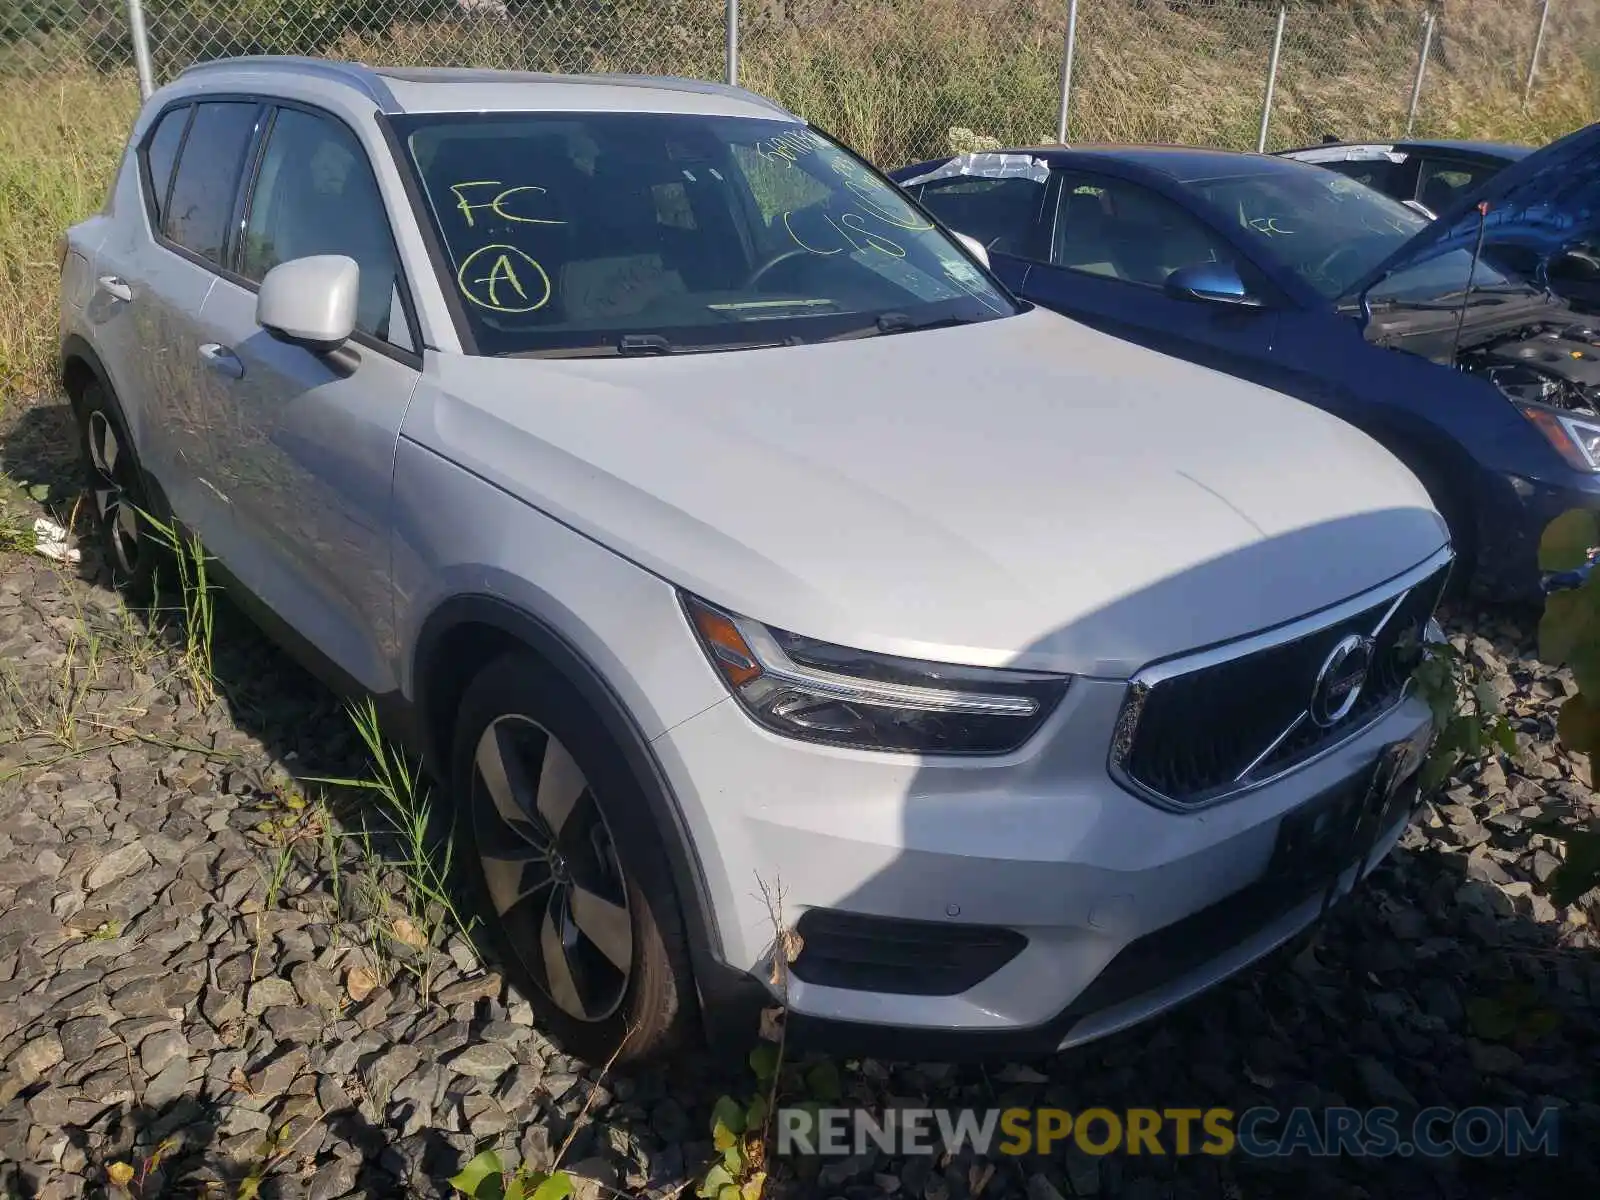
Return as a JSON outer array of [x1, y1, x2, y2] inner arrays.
[[0, 74, 138, 412], [0, 0, 1594, 415]]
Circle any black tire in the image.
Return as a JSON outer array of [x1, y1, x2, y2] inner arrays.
[[1409, 455, 1477, 600], [450, 651, 696, 1064], [73, 382, 158, 600]]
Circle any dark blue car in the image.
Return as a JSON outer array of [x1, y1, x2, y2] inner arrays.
[[890, 131, 1600, 600]]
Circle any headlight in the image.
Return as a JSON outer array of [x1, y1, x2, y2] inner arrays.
[[682, 594, 1068, 754], [1517, 402, 1600, 472]]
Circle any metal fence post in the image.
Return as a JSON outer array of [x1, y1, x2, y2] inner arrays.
[[1524, 0, 1551, 102], [1055, 0, 1078, 144], [1405, 7, 1435, 137], [126, 0, 155, 99], [1256, 5, 1286, 153], [726, 0, 739, 87]]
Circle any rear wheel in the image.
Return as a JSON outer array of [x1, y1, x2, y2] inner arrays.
[[451, 652, 695, 1064], [74, 383, 157, 599]]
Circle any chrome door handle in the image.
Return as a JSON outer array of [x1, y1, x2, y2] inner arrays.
[[96, 275, 132, 302], [199, 343, 245, 379]]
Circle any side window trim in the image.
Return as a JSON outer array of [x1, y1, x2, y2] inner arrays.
[[137, 102, 194, 235], [232, 98, 424, 365]]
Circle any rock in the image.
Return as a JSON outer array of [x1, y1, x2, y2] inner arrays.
[[1063, 1145, 1099, 1195], [308, 1155, 360, 1200], [361, 1045, 422, 1097], [565, 1157, 618, 1200], [447, 1042, 514, 1080], [520, 1123, 555, 1174], [263, 1006, 322, 1042], [84, 842, 151, 891], [651, 1097, 691, 1142], [290, 961, 341, 1011], [1469, 1041, 1524, 1075], [246, 977, 297, 1015], [143, 1056, 192, 1107], [110, 976, 172, 1019], [1356, 1057, 1417, 1108], [435, 974, 502, 1006], [139, 1027, 188, 1077], [11, 1034, 64, 1083], [57, 1017, 107, 1062]]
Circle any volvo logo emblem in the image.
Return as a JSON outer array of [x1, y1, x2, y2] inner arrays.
[[1310, 633, 1374, 729]]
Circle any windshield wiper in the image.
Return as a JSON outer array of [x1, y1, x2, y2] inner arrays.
[[513, 334, 798, 359], [823, 311, 983, 342]]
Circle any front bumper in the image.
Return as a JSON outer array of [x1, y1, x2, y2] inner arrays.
[[1476, 468, 1600, 600], [650, 668, 1434, 1055]]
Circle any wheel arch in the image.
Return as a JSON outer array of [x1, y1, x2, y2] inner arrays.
[[410, 594, 765, 1046], [60, 334, 176, 529]]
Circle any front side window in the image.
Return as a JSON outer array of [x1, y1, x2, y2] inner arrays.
[[239, 107, 408, 347], [1190, 167, 1428, 298], [391, 111, 1017, 357], [910, 175, 1052, 261], [1051, 174, 1234, 287], [164, 101, 261, 264]]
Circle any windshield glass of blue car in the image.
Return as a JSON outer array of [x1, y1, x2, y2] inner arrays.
[[1193, 169, 1538, 308], [394, 112, 1017, 356]]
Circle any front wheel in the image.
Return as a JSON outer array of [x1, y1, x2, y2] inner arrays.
[[450, 652, 696, 1064]]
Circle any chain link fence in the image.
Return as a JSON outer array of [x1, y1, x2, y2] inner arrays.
[[1, 0, 1595, 414]]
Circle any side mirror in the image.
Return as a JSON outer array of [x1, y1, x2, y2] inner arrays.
[[257, 255, 359, 353], [953, 232, 991, 269], [1164, 261, 1263, 308]]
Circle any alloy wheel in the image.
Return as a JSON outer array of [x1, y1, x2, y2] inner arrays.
[[85, 409, 141, 577], [471, 714, 634, 1023]]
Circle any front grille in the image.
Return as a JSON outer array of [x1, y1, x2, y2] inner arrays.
[[1112, 561, 1450, 808]]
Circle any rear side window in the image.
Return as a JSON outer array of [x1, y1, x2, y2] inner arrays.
[[164, 101, 260, 264], [142, 105, 191, 226], [1417, 158, 1498, 216]]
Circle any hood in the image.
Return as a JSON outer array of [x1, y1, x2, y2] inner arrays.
[[411, 307, 1447, 678], [1349, 121, 1600, 303]]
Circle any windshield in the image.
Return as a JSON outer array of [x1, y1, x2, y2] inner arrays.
[[391, 112, 1016, 357], [1191, 169, 1430, 298]]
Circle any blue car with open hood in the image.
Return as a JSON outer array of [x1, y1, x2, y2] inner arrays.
[[891, 126, 1600, 600]]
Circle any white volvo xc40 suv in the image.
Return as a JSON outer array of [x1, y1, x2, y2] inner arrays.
[[58, 57, 1451, 1063]]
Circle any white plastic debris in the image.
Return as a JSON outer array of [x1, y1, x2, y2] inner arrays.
[[898, 151, 1050, 188], [32, 517, 80, 565]]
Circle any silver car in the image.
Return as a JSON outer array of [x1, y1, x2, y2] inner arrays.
[[60, 57, 1448, 1065]]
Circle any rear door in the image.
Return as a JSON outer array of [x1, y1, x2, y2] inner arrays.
[[87, 99, 264, 542], [1022, 170, 1279, 372], [190, 102, 422, 694]]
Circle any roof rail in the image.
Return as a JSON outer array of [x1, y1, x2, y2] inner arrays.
[[175, 55, 399, 112], [582, 73, 795, 119]]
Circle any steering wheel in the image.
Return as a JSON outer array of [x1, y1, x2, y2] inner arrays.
[[745, 248, 814, 290], [1310, 242, 1365, 284]]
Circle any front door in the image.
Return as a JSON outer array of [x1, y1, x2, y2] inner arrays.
[[1023, 171, 1279, 374], [192, 103, 423, 695]]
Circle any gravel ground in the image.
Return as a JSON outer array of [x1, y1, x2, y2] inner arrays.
[[2, 400, 1598, 1199]]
